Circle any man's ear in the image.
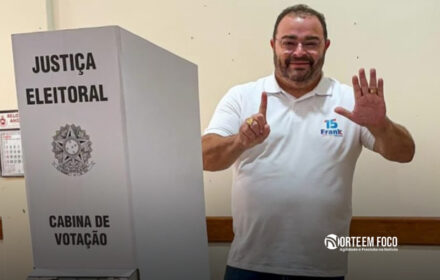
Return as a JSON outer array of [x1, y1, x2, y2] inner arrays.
[[324, 39, 331, 51], [270, 39, 275, 50]]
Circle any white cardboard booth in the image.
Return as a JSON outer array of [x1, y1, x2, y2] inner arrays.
[[12, 26, 209, 280]]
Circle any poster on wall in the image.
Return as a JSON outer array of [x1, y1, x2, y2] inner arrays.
[[0, 110, 20, 130], [0, 110, 23, 177], [0, 129, 24, 177]]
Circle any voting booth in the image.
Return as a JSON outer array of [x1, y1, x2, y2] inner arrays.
[[12, 26, 209, 280]]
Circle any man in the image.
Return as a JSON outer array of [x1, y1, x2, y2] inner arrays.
[[202, 4, 415, 280]]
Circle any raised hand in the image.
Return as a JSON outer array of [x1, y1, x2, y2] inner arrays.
[[335, 68, 387, 128], [236, 92, 271, 149]]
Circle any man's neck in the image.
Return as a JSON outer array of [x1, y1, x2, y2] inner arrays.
[[275, 72, 322, 98]]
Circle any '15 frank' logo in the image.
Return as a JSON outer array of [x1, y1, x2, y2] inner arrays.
[[321, 119, 343, 137]]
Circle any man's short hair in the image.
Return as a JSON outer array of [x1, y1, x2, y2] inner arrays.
[[273, 4, 328, 40]]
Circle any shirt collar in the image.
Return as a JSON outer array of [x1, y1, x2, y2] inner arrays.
[[263, 73, 333, 99]]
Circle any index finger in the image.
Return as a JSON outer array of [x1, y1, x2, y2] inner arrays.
[[259, 92, 267, 117]]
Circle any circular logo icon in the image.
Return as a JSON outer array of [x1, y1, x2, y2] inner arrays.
[[324, 234, 338, 250], [52, 124, 94, 176], [0, 116, 6, 127]]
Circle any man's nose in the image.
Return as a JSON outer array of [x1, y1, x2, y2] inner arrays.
[[292, 43, 306, 56]]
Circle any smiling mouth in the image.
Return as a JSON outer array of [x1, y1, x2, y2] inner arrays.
[[289, 62, 310, 69], [291, 60, 310, 65]]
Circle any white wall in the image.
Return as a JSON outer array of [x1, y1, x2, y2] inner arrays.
[[1, 1, 439, 279]]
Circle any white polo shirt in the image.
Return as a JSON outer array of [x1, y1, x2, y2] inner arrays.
[[204, 74, 375, 277]]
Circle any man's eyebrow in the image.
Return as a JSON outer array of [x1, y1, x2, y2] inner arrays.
[[281, 35, 298, 40], [281, 35, 321, 41], [304, 35, 320, 41]]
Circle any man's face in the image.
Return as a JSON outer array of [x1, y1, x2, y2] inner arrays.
[[271, 14, 330, 86]]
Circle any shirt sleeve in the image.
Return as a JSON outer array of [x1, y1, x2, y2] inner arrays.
[[360, 126, 376, 151], [204, 87, 242, 137]]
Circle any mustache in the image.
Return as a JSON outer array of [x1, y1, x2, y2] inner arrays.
[[285, 56, 314, 65]]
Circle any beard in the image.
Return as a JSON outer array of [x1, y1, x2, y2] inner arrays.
[[274, 51, 326, 84]]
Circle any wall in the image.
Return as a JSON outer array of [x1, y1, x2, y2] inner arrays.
[[0, 0, 439, 279]]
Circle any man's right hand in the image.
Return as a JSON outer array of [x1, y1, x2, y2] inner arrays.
[[202, 92, 271, 171], [235, 92, 271, 149]]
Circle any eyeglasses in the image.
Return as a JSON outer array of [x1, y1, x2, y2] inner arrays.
[[276, 37, 321, 53]]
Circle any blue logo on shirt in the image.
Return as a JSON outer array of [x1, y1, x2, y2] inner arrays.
[[321, 119, 343, 137]]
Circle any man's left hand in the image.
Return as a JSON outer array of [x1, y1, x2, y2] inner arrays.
[[335, 68, 415, 162], [335, 68, 387, 130]]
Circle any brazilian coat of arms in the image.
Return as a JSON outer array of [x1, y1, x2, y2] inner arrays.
[[52, 124, 94, 176]]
